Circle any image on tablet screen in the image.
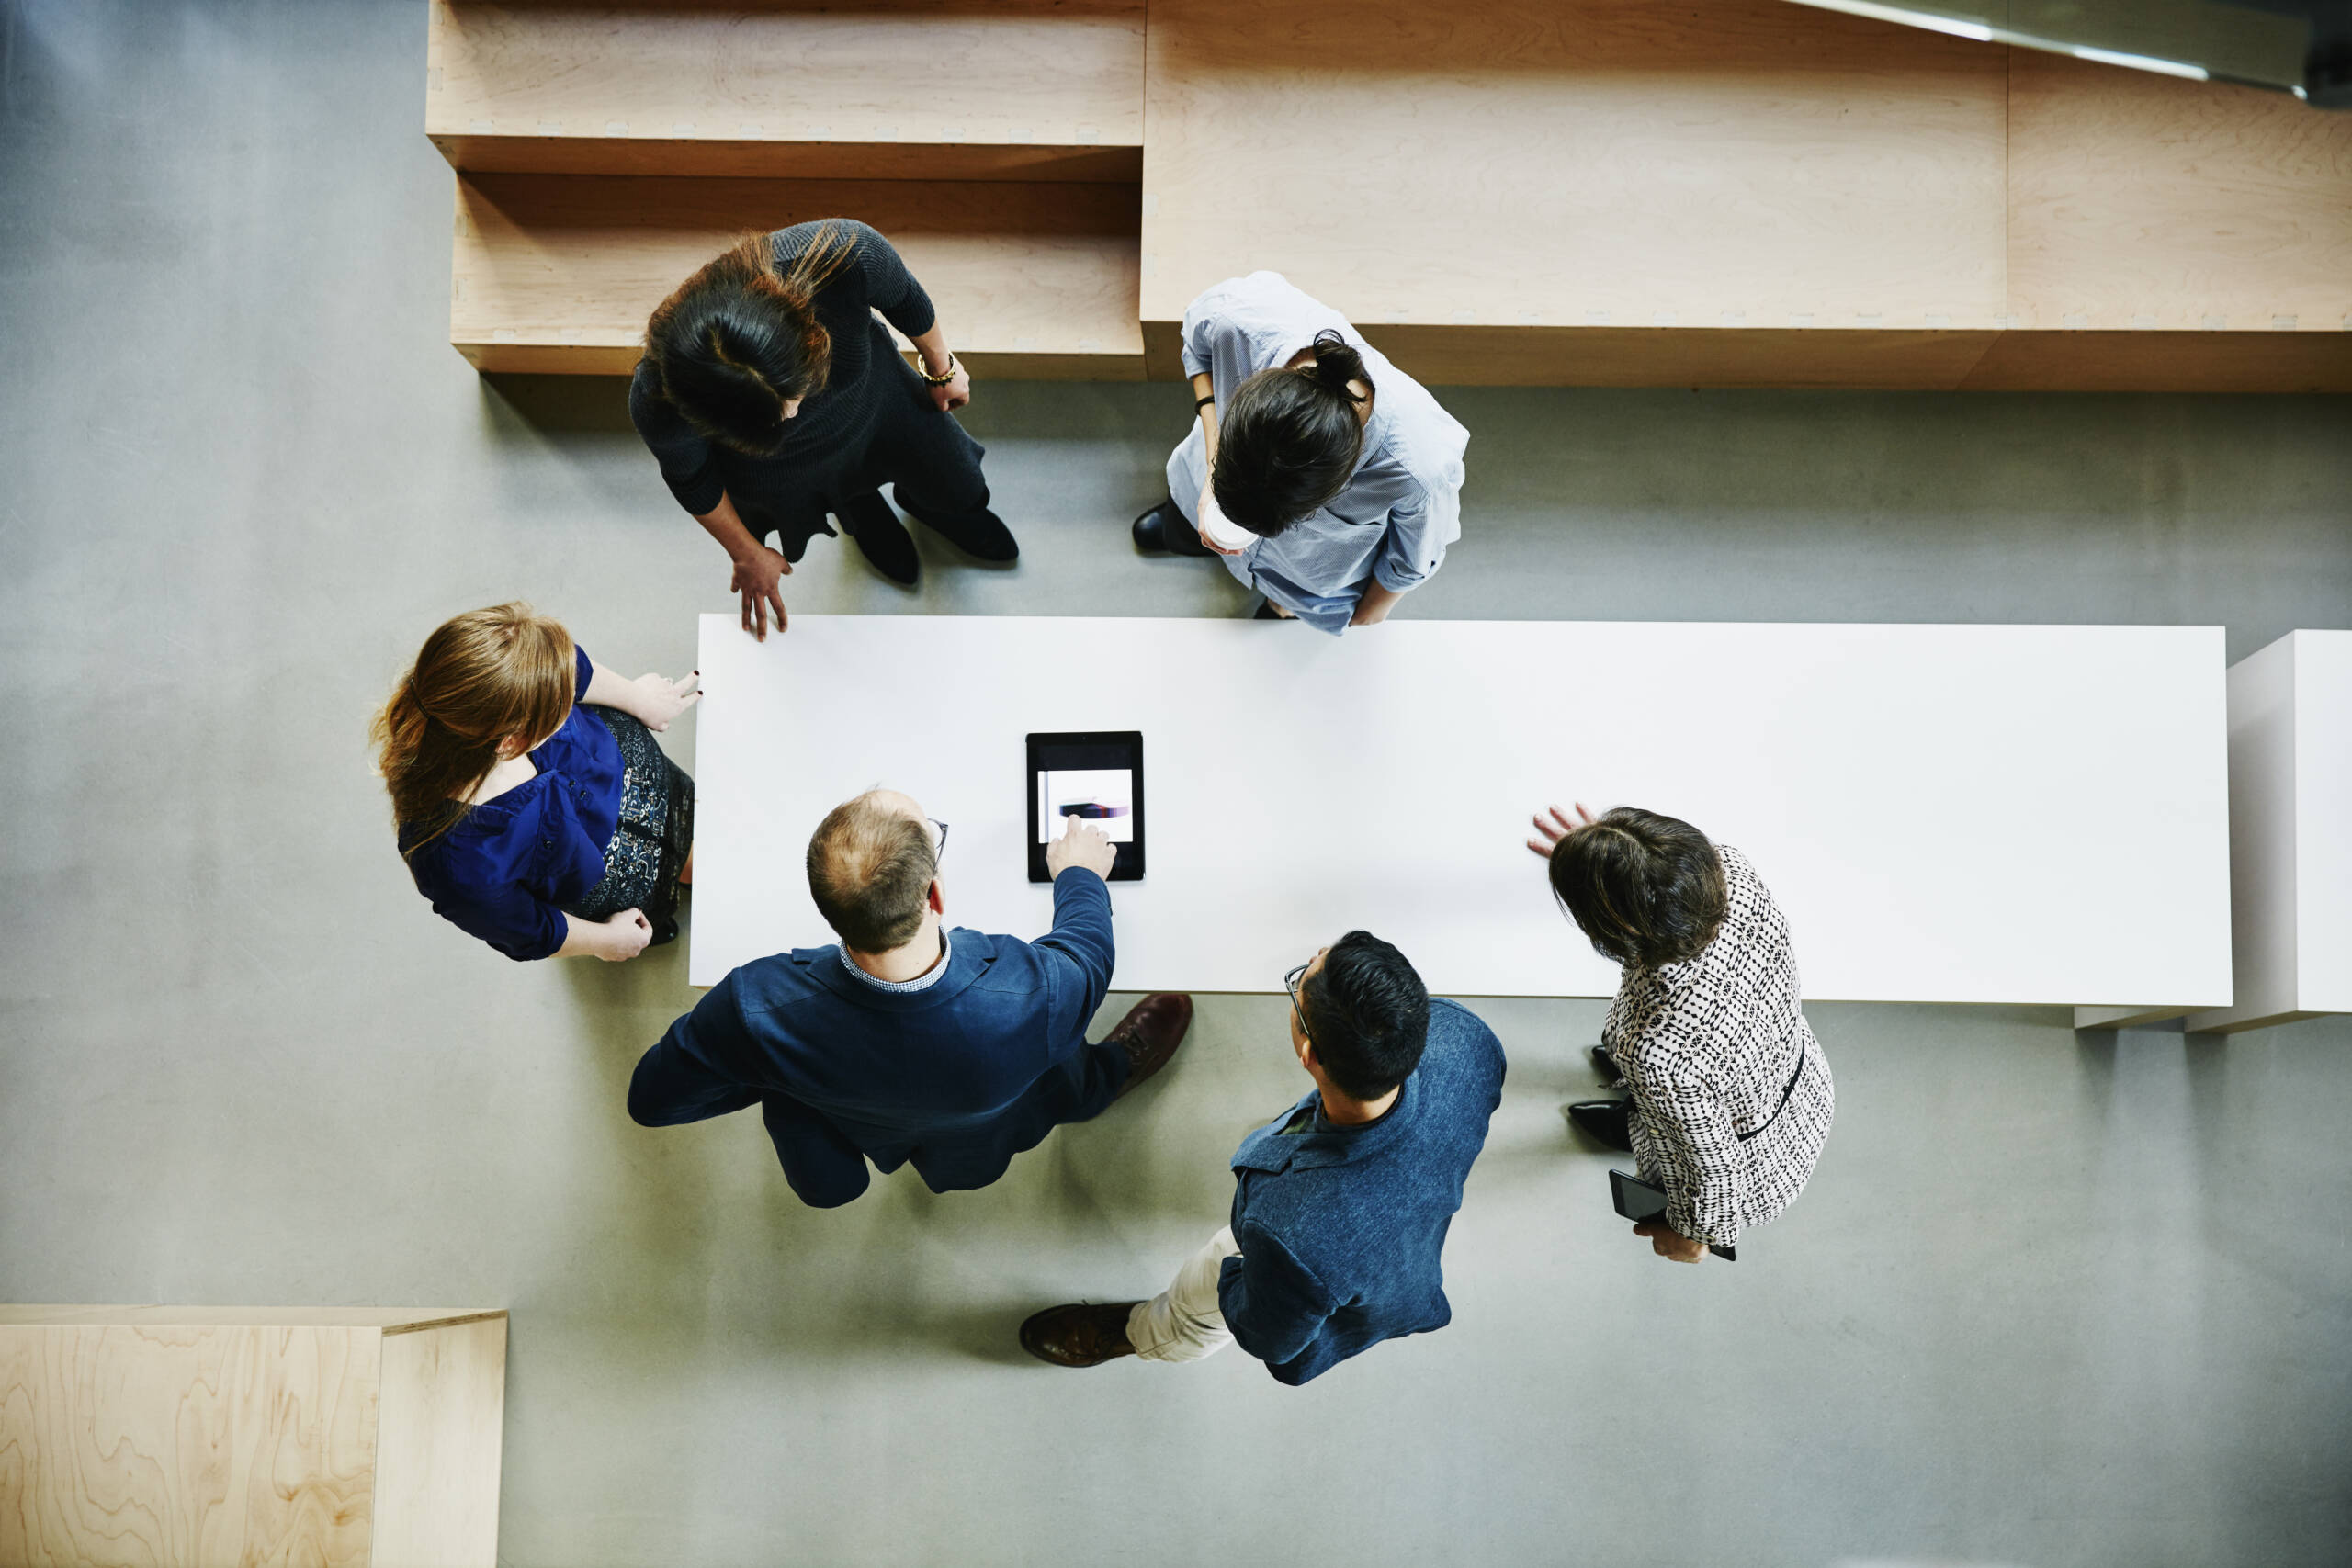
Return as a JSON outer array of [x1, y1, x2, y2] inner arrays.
[[1039, 768, 1136, 843]]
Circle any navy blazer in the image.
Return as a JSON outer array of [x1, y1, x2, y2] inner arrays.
[[1217, 998, 1506, 1385], [628, 871, 1126, 1207]]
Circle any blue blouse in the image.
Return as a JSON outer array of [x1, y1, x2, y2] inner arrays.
[[401, 646, 624, 961]]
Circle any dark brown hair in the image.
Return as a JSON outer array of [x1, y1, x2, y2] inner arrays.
[[1548, 807, 1728, 968], [374, 604, 576, 858], [643, 224, 853, 456], [807, 792, 938, 953], [1212, 329, 1374, 536]]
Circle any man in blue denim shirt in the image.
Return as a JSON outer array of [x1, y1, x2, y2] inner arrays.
[[1021, 931, 1506, 1385]]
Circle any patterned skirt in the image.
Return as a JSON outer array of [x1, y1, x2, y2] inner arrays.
[[561, 706, 695, 946]]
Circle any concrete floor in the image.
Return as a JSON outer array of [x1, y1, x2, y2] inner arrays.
[[4, 3, 2351, 1565]]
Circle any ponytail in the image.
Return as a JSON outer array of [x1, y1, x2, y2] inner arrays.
[[372, 604, 577, 860], [644, 221, 855, 455], [1211, 328, 1376, 536]]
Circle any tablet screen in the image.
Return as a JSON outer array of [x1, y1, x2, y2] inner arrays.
[[1038, 767, 1136, 843], [1026, 731, 1145, 881]]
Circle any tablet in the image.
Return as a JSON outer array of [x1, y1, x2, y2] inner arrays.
[[1027, 731, 1145, 882]]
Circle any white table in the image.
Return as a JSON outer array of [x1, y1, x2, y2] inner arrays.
[[691, 615, 2232, 1010], [2184, 630, 2352, 1033]]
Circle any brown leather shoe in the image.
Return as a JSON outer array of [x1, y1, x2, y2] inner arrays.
[[1020, 1302, 1143, 1367], [1102, 992, 1193, 1097]]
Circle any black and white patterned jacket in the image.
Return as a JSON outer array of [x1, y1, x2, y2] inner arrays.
[[1606, 844, 1835, 1246]]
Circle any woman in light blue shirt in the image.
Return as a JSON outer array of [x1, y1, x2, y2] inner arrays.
[[1131, 272, 1469, 635]]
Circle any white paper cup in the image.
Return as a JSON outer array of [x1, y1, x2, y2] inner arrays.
[[1197, 490, 1257, 553]]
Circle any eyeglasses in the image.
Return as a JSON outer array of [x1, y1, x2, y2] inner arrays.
[[1283, 960, 1314, 1047], [929, 818, 950, 868]]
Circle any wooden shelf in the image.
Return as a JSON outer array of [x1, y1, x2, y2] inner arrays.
[[451, 173, 1143, 376], [428, 0, 1145, 182]]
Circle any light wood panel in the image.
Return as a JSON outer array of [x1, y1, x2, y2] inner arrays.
[[1138, 0, 2010, 333], [2007, 51, 2352, 333], [372, 1316, 507, 1568], [0, 1325, 382, 1565], [452, 173, 1143, 375], [0, 1305, 503, 1330], [0, 1308, 508, 1568], [427, 0, 1145, 180]]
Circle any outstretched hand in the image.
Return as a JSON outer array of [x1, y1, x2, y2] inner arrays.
[[1527, 802, 1597, 859]]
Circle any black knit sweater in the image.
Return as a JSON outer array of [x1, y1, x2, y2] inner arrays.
[[628, 219, 939, 517]]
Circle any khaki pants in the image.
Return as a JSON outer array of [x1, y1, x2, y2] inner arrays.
[[1125, 1227, 1242, 1363]]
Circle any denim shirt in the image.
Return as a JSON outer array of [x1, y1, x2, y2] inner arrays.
[[1216, 998, 1507, 1384], [1168, 271, 1470, 635]]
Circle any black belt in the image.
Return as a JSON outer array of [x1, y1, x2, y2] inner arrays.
[[1735, 1041, 1807, 1144]]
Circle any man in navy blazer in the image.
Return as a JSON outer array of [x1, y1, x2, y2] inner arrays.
[[1019, 931, 1505, 1384], [628, 788, 1192, 1207]]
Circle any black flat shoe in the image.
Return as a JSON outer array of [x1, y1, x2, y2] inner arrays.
[[837, 493, 921, 586], [1567, 1099, 1634, 1151], [914, 503, 1019, 563], [1591, 1045, 1620, 1082], [1132, 500, 1213, 558]]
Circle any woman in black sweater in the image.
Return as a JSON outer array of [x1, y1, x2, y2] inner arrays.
[[630, 220, 1015, 637]]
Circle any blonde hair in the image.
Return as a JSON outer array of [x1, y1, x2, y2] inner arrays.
[[372, 603, 577, 857]]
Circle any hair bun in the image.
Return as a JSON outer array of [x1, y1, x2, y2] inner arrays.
[[1305, 329, 1371, 401]]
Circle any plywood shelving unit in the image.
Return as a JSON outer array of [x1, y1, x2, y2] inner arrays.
[[428, 0, 2352, 389]]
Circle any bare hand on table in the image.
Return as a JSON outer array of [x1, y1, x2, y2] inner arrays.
[[1527, 802, 1597, 859], [1633, 1221, 1708, 1263], [732, 544, 791, 640], [1046, 816, 1119, 881], [627, 671, 701, 732]]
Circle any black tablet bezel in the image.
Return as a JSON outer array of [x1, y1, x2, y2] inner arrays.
[[1026, 730, 1145, 883]]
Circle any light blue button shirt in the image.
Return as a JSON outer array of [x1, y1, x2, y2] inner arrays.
[[1169, 272, 1469, 636]]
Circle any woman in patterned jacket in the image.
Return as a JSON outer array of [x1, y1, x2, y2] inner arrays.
[[1528, 804, 1835, 1262]]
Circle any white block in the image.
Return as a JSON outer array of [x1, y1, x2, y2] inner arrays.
[[2187, 630, 2352, 1032]]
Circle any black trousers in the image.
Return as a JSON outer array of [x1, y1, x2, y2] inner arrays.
[[730, 329, 992, 561]]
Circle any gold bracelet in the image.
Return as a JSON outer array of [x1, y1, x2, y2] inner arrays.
[[919, 351, 958, 387]]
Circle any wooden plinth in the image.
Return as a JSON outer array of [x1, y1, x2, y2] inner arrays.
[[0, 1306, 508, 1568]]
